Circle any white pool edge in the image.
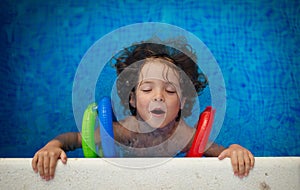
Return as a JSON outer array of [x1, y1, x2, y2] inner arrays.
[[0, 157, 299, 190]]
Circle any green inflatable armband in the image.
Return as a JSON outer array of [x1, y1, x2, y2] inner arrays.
[[81, 103, 98, 158]]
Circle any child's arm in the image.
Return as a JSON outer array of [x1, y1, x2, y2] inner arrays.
[[31, 132, 82, 181], [203, 142, 226, 157], [217, 144, 255, 178], [204, 143, 255, 178]]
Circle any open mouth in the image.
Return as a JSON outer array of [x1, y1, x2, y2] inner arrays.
[[150, 109, 165, 115]]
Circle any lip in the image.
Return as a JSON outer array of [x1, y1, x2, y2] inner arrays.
[[150, 108, 166, 117]]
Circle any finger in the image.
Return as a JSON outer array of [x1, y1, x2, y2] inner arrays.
[[237, 150, 245, 177], [60, 151, 68, 164], [230, 151, 238, 176], [32, 153, 38, 173], [49, 155, 58, 180], [249, 151, 255, 169], [37, 154, 44, 178], [43, 153, 50, 181], [243, 150, 251, 176], [218, 149, 229, 160]]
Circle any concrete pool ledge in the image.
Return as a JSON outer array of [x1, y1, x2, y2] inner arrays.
[[0, 157, 299, 190]]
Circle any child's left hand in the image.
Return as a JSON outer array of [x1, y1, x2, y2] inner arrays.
[[218, 144, 255, 178]]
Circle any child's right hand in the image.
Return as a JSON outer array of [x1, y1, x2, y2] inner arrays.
[[32, 145, 67, 181]]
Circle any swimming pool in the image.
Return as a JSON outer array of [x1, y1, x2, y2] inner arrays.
[[0, 0, 299, 157]]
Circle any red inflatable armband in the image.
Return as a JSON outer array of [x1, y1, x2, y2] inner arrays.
[[186, 106, 215, 157]]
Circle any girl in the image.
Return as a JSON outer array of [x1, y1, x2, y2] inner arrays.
[[32, 39, 254, 181]]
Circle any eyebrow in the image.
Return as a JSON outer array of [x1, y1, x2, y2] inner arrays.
[[139, 80, 154, 85], [139, 80, 176, 87]]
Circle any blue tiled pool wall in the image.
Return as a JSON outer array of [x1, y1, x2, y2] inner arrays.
[[0, 0, 299, 157]]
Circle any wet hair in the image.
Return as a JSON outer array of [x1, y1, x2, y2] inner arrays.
[[113, 37, 208, 118]]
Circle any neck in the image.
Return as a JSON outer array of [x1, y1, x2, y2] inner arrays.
[[136, 117, 178, 139]]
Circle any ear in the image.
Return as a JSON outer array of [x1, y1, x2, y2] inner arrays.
[[129, 92, 136, 108], [180, 97, 186, 109]]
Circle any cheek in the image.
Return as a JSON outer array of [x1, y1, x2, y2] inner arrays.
[[166, 97, 181, 114], [135, 94, 150, 111]]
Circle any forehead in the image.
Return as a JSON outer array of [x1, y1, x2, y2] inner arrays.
[[139, 58, 179, 84]]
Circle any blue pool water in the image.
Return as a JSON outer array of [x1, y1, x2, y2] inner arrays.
[[0, 0, 299, 157]]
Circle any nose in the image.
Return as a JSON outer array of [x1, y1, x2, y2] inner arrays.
[[153, 91, 165, 102], [154, 97, 164, 102]]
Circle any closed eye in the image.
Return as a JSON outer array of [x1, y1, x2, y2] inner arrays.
[[166, 89, 176, 94], [141, 89, 152, 92], [139, 83, 153, 93], [165, 84, 177, 94]]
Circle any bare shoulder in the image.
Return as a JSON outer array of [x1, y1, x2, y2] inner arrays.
[[112, 116, 138, 143]]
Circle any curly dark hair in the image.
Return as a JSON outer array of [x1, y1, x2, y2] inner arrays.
[[113, 37, 208, 118]]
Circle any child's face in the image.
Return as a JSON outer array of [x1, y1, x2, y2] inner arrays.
[[130, 58, 184, 129]]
